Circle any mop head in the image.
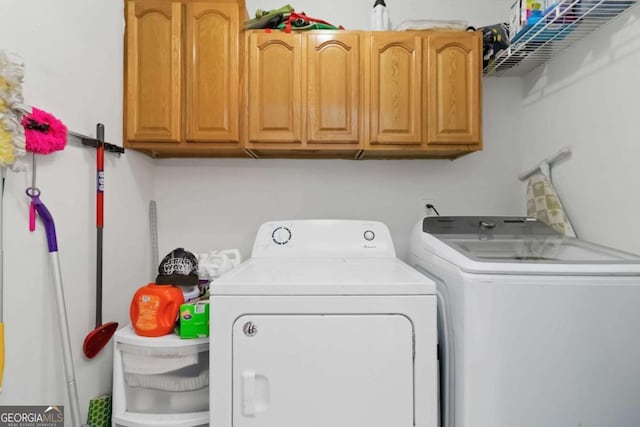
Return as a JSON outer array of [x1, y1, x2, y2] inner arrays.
[[0, 51, 28, 169], [21, 107, 67, 154]]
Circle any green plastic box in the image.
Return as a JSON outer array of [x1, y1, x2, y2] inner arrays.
[[178, 300, 209, 338]]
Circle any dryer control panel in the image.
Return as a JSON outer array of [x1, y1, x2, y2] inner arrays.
[[252, 220, 396, 259]]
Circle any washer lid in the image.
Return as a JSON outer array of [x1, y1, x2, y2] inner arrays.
[[418, 217, 640, 275], [211, 258, 435, 295]]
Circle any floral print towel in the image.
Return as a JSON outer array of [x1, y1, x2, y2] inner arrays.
[[527, 172, 577, 237]]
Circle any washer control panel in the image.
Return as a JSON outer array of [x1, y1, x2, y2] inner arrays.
[[252, 220, 396, 258]]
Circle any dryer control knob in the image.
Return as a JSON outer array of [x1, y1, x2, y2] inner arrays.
[[272, 226, 292, 245], [363, 230, 376, 241]]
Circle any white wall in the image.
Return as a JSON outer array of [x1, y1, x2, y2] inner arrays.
[[519, 7, 640, 254], [156, 0, 524, 262], [0, 1, 155, 424], [157, 80, 523, 263]]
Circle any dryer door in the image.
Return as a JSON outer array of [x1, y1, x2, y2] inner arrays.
[[232, 314, 414, 427]]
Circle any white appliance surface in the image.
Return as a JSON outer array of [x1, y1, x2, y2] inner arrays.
[[233, 315, 414, 427], [211, 220, 438, 427], [417, 216, 640, 275], [410, 216, 640, 427], [212, 258, 435, 295], [250, 220, 397, 259]]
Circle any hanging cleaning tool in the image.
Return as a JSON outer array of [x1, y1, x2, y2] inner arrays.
[[371, 0, 391, 31], [21, 107, 85, 425], [22, 107, 67, 234], [0, 51, 27, 171], [0, 50, 28, 392], [83, 124, 118, 358], [27, 189, 85, 427]]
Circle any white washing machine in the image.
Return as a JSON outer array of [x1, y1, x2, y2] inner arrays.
[[409, 216, 640, 427], [210, 220, 438, 427]]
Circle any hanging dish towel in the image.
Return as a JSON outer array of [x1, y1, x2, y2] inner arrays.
[[527, 172, 576, 237]]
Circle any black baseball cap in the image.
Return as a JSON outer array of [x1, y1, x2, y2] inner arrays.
[[155, 248, 199, 287]]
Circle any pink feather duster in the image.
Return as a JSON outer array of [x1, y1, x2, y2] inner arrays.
[[21, 107, 67, 154]]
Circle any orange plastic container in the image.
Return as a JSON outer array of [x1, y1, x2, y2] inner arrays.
[[130, 283, 184, 337]]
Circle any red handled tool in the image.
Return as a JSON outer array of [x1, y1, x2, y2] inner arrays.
[[83, 124, 118, 358]]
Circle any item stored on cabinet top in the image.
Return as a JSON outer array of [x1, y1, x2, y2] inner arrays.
[[244, 4, 294, 29], [156, 248, 199, 287], [371, 0, 391, 30], [244, 4, 344, 31], [277, 12, 344, 32], [130, 283, 185, 337], [396, 19, 470, 31]]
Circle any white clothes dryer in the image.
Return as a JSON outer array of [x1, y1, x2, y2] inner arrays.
[[410, 216, 640, 427], [211, 220, 438, 427]]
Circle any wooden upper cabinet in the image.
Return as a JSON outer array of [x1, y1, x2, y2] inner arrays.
[[185, 2, 239, 144], [248, 32, 302, 144], [124, 15, 482, 159], [125, 0, 182, 142], [307, 33, 360, 145], [426, 32, 482, 146], [369, 34, 422, 146]]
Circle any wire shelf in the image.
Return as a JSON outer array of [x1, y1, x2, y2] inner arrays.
[[484, 0, 640, 77]]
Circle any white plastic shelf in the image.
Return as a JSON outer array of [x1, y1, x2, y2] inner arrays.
[[484, 0, 640, 77]]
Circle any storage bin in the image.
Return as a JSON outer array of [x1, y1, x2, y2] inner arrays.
[[120, 342, 209, 414], [112, 326, 210, 426]]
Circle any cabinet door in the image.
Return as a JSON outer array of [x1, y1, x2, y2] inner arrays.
[[125, 0, 182, 142], [426, 32, 481, 145], [233, 315, 414, 427], [307, 33, 360, 144], [248, 33, 302, 144], [369, 34, 422, 146], [186, 2, 239, 144]]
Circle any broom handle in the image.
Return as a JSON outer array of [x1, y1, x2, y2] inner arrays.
[[51, 252, 82, 427], [31, 196, 82, 427], [96, 124, 104, 327]]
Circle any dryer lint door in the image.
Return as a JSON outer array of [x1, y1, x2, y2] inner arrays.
[[232, 314, 415, 427]]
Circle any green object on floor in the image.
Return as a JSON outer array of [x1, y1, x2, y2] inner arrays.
[[87, 394, 112, 427]]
